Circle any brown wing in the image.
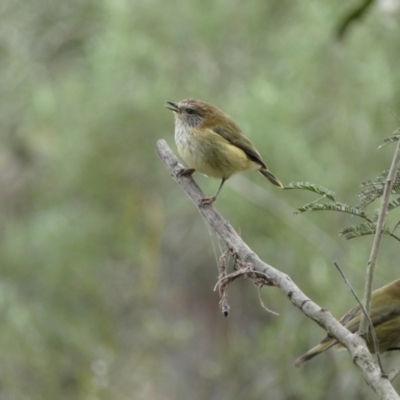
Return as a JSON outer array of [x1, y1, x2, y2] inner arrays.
[[340, 296, 400, 333], [211, 125, 267, 169], [339, 304, 363, 331]]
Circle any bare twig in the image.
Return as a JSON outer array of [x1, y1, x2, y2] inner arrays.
[[334, 262, 384, 374], [360, 139, 400, 335], [156, 139, 400, 399], [258, 286, 279, 316], [213, 255, 274, 292]]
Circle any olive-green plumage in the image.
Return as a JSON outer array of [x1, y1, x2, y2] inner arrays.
[[165, 98, 283, 205], [294, 278, 400, 367]]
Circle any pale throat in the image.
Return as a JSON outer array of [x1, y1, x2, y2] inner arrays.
[[174, 116, 197, 159]]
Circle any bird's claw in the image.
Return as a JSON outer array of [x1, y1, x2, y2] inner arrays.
[[198, 196, 216, 207], [177, 168, 195, 177]]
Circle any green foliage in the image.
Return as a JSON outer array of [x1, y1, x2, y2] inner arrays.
[[295, 201, 367, 218], [292, 135, 400, 243], [357, 183, 385, 209], [387, 197, 400, 212], [339, 222, 382, 240], [358, 170, 400, 209], [285, 182, 337, 202], [377, 128, 400, 149]]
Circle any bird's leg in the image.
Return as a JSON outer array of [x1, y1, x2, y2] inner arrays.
[[177, 168, 195, 177], [199, 178, 226, 207]]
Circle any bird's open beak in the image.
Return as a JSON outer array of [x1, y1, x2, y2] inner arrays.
[[165, 101, 180, 113]]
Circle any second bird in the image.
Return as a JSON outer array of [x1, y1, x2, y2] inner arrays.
[[166, 98, 283, 206]]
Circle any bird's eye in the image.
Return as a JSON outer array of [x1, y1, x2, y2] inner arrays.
[[186, 108, 194, 114]]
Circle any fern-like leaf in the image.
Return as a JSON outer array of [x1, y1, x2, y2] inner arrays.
[[357, 186, 384, 209], [387, 197, 400, 211], [340, 222, 374, 235], [360, 172, 387, 187], [339, 222, 385, 240], [285, 182, 337, 201], [372, 209, 380, 222], [378, 131, 400, 149], [358, 171, 400, 209], [360, 179, 378, 188], [339, 222, 392, 240], [295, 201, 368, 218]]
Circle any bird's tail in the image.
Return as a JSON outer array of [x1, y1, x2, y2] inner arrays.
[[259, 169, 284, 188], [293, 339, 337, 368]]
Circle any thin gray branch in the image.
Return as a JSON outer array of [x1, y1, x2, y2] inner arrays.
[[156, 139, 399, 399], [360, 139, 400, 334], [334, 262, 383, 373]]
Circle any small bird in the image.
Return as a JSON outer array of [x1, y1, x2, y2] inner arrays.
[[294, 278, 400, 368], [165, 98, 283, 206]]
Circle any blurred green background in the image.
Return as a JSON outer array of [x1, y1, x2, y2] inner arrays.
[[1, 0, 400, 399]]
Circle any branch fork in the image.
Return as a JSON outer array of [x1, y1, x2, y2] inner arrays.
[[156, 139, 400, 399]]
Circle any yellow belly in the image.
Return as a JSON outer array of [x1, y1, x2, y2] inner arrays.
[[175, 127, 257, 179]]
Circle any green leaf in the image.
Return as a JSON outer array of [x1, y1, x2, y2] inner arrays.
[[339, 222, 376, 240], [357, 186, 384, 209], [372, 209, 380, 222], [339, 222, 392, 240], [295, 201, 368, 218], [285, 182, 337, 201], [360, 179, 378, 187], [378, 129, 400, 149], [387, 197, 400, 211], [357, 170, 400, 209]]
